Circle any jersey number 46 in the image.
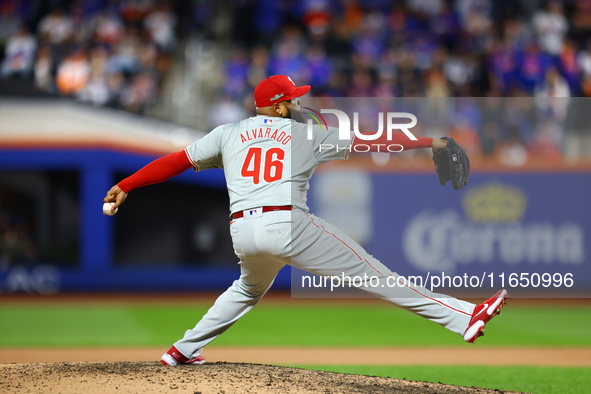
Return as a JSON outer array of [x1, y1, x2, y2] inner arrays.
[[241, 147, 285, 184]]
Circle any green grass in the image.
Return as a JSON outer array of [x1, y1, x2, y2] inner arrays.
[[296, 365, 591, 394], [0, 303, 590, 347]]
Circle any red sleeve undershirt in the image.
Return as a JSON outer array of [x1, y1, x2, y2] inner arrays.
[[118, 150, 193, 193], [352, 133, 433, 151]]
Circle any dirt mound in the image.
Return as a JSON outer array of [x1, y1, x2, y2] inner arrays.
[[0, 361, 524, 394]]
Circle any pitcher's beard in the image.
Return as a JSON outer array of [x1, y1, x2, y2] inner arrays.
[[289, 108, 305, 123]]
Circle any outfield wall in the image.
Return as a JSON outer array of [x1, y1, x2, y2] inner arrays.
[[1, 156, 589, 295], [305, 170, 591, 298]]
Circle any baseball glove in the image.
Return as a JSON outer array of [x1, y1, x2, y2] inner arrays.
[[432, 137, 470, 190]]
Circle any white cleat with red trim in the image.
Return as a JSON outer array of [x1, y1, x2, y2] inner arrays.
[[160, 346, 206, 365], [463, 289, 508, 343]]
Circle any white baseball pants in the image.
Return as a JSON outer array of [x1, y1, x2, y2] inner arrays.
[[174, 208, 475, 358]]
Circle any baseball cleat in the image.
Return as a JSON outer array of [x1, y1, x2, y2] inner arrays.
[[463, 289, 508, 343], [160, 346, 206, 365]]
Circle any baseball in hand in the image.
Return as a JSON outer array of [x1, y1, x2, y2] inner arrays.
[[103, 202, 118, 216]]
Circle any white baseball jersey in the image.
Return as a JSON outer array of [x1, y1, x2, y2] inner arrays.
[[184, 115, 349, 214]]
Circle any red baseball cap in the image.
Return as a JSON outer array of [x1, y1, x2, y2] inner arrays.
[[254, 75, 311, 108]]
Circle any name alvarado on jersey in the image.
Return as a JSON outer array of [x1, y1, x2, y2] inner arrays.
[[239, 122, 292, 145]]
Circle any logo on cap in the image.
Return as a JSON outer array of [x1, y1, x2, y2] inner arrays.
[[270, 93, 284, 102]]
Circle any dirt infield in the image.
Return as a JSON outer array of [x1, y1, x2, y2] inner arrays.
[[0, 361, 527, 394], [2, 346, 590, 367]]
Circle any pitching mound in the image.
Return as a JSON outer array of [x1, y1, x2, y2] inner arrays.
[[0, 361, 522, 394]]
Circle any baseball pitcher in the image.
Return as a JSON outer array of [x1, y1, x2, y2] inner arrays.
[[103, 75, 507, 366]]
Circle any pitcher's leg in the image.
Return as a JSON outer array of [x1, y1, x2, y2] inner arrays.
[[291, 212, 474, 335], [174, 257, 284, 358]]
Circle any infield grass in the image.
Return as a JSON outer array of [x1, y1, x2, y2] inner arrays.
[[0, 303, 590, 347]]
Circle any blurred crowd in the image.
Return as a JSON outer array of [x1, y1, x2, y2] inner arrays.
[[0, 0, 187, 114], [212, 0, 591, 163], [1, 0, 591, 162], [219, 0, 590, 100]]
